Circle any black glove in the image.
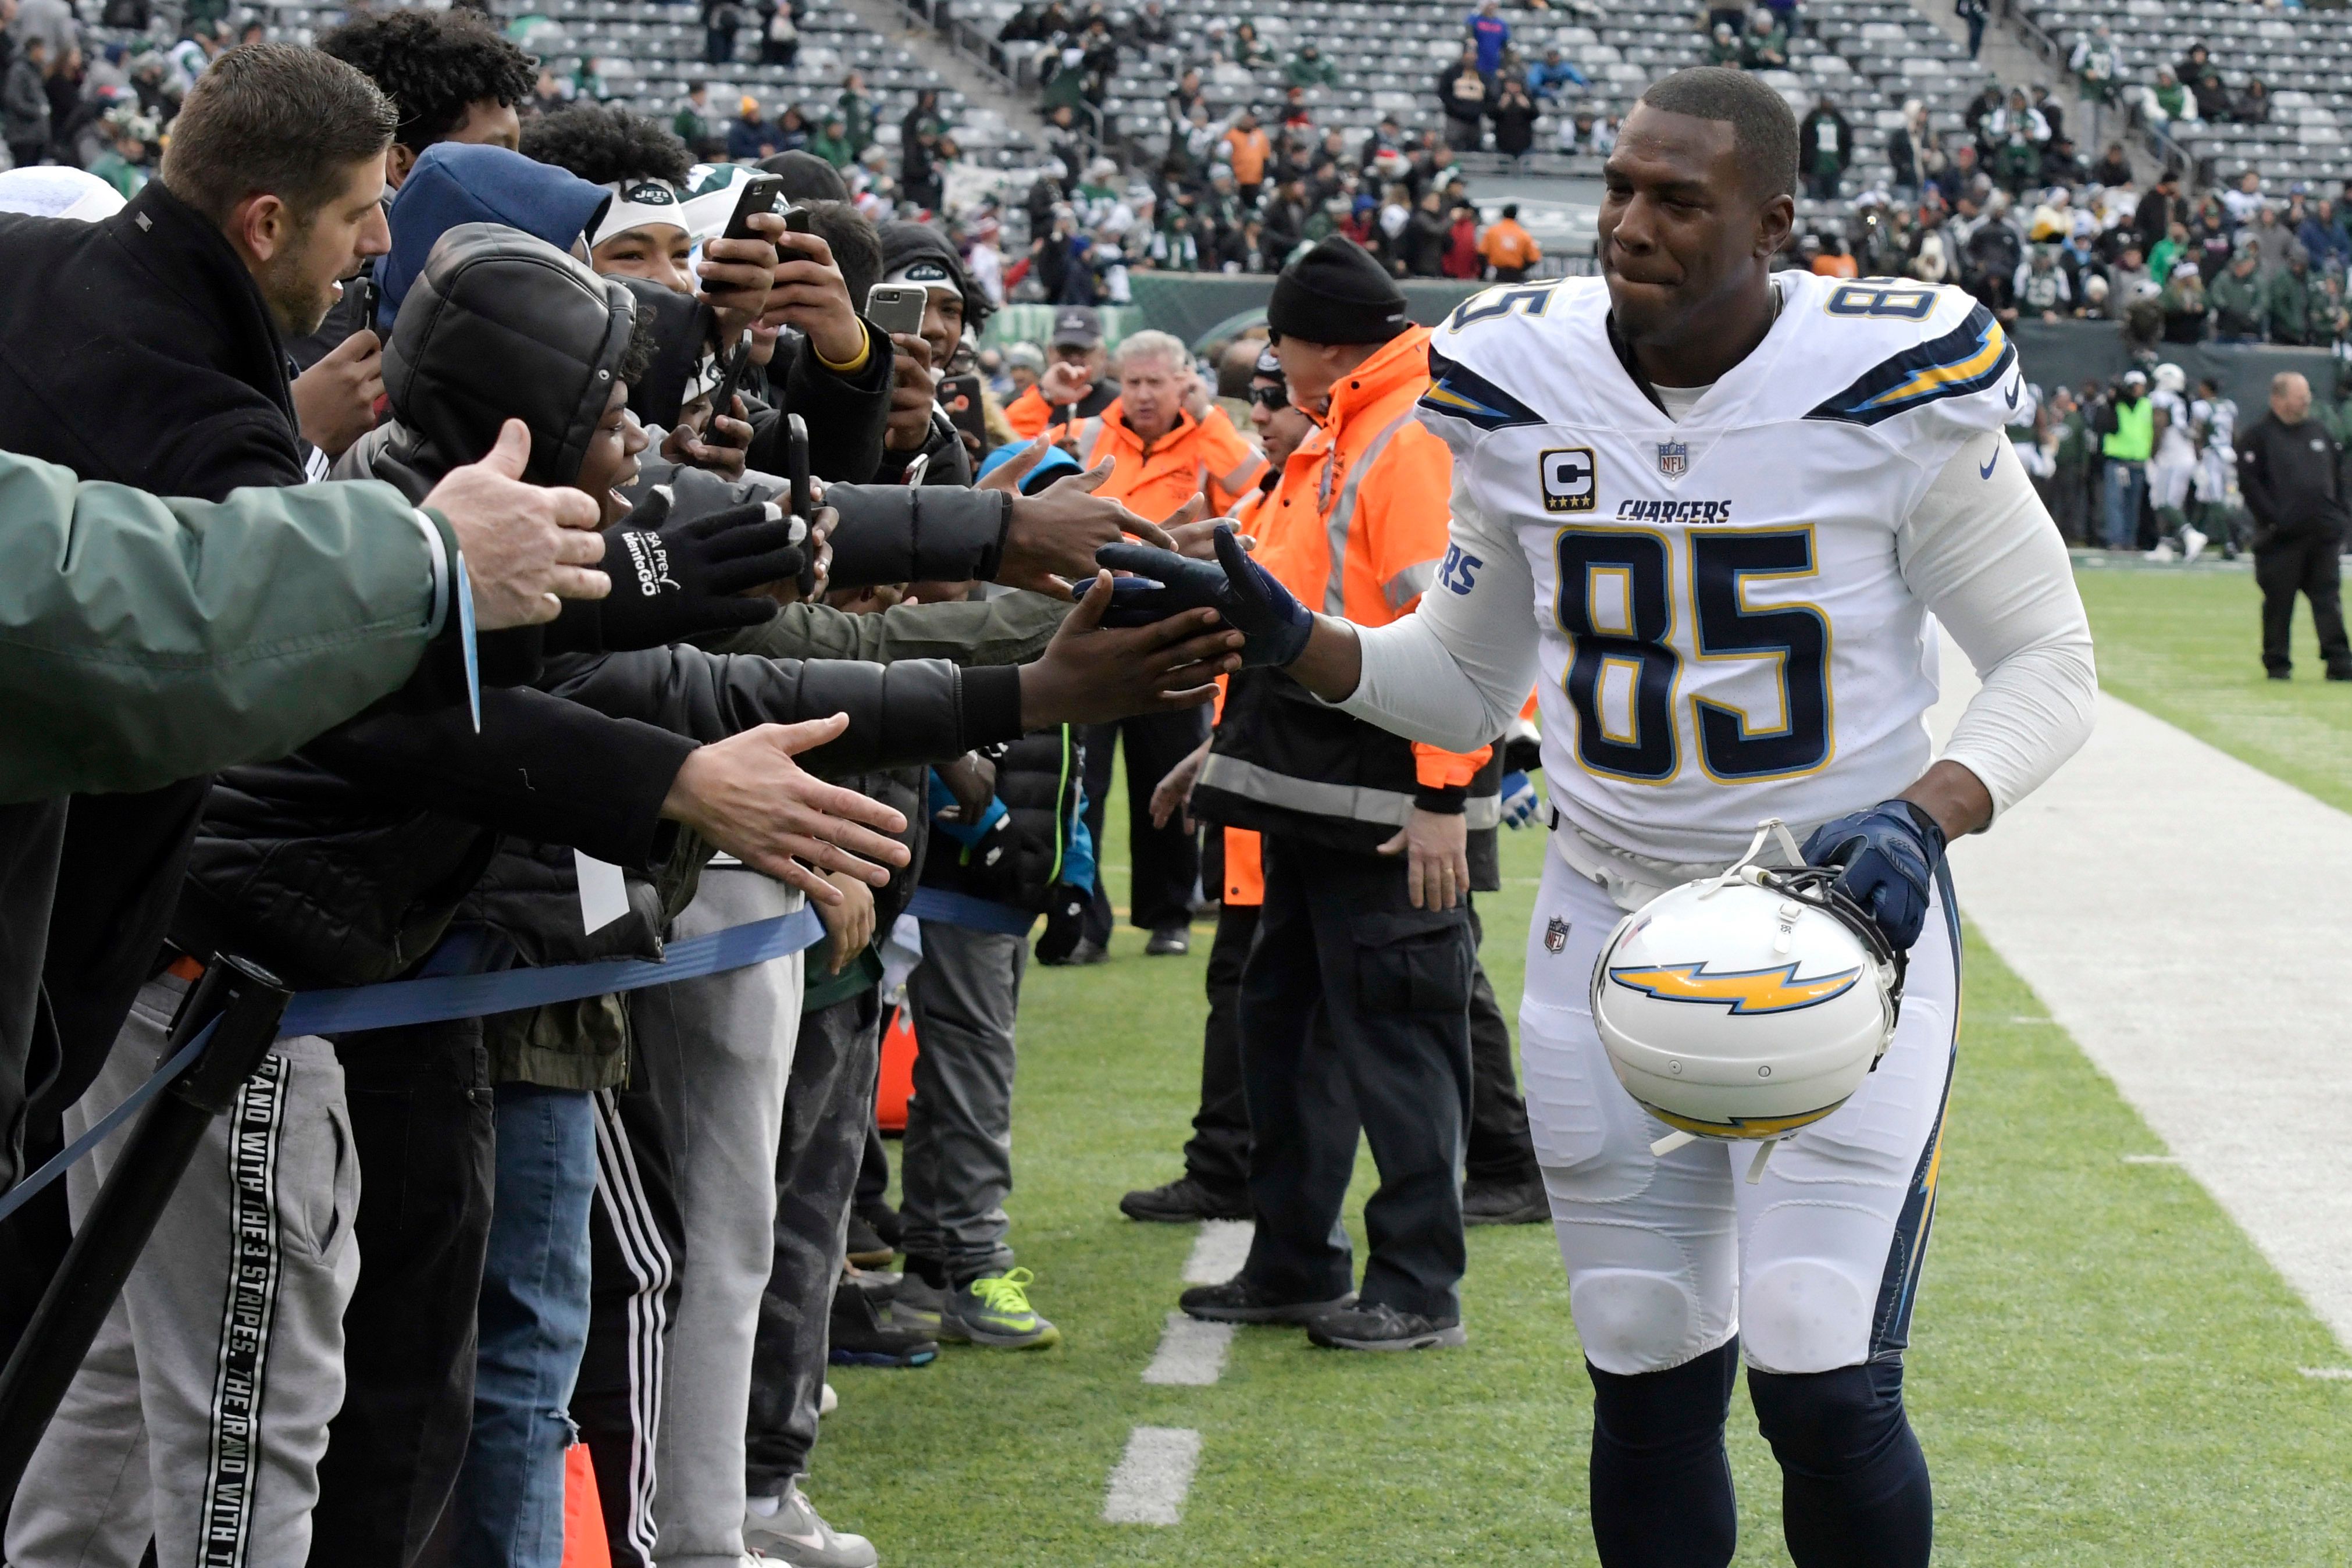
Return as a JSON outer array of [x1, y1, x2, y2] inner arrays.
[[558, 487, 808, 653], [1094, 523, 1314, 667], [1034, 881, 1090, 964]]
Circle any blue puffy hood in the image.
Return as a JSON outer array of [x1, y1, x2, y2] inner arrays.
[[376, 144, 611, 333]]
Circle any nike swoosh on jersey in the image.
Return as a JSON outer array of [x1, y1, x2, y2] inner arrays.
[[1979, 448, 2000, 479], [2004, 377, 2020, 409]]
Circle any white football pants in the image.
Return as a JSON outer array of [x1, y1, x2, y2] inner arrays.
[[1521, 842, 1959, 1378]]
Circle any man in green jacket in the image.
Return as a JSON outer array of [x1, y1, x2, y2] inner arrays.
[[1285, 43, 1339, 88], [0, 426, 610, 1192], [2210, 248, 2268, 341], [2269, 250, 2315, 345]]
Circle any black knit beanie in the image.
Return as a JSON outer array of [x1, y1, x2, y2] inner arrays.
[[1266, 236, 1410, 345]]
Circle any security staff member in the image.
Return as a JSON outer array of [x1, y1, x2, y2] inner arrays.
[[2237, 369, 2352, 679], [1179, 237, 1500, 1350], [2094, 366, 2154, 550]]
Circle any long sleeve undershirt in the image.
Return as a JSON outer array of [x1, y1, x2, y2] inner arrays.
[[1335, 429, 2097, 823]]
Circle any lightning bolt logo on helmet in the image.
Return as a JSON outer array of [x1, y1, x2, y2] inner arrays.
[[1607, 960, 1861, 1015]]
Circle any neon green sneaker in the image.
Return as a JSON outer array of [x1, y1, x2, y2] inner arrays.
[[941, 1267, 1061, 1349]]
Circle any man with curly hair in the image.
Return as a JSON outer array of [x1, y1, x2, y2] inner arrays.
[[288, 5, 539, 437]]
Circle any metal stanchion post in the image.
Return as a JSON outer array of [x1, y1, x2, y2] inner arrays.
[[0, 956, 290, 1493]]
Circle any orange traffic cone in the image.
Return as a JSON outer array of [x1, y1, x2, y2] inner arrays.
[[561, 1443, 611, 1568], [875, 1004, 920, 1133]]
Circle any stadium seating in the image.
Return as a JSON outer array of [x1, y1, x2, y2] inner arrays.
[[931, 0, 2000, 226], [2019, 0, 2352, 190], [233, 0, 1041, 168]]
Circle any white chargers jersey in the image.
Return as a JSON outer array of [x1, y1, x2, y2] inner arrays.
[[1413, 270, 2023, 872]]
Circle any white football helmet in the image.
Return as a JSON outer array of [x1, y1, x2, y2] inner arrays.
[[1590, 821, 1902, 1150]]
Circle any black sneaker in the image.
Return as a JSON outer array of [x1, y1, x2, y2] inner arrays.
[[828, 1276, 939, 1367], [844, 1211, 895, 1269], [1038, 936, 1110, 967], [2269, 669, 2294, 681], [1120, 1175, 1251, 1223], [1144, 926, 1191, 957], [2329, 667, 2352, 682], [856, 1199, 903, 1251], [1460, 1177, 1549, 1226], [1178, 1275, 1355, 1325], [1306, 1300, 1467, 1352]]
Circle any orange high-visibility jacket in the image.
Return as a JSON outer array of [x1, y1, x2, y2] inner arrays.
[[1002, 379, 1119, 441], [1191, 326, 1498, 847], [1065, 399, 1267, 523]]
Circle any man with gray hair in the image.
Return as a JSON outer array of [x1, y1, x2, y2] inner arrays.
[[1056, 326, 1268, 958]]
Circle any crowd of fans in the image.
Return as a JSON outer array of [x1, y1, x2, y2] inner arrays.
[[1, 5, 1555, 1568]]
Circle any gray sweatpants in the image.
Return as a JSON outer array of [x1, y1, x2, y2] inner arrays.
[[8, 977, 359, 1568], [633, 870, 806, 1568], [901, 922, 1026, 1280]]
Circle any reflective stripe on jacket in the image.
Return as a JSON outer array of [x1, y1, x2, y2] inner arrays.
[[1192, 326, 1501, 867], [1068, 398, 1268, 523]]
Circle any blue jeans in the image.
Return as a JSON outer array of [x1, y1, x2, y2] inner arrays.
[[2102, 459, 2147, 549], [449, 1084, 597, 1568]]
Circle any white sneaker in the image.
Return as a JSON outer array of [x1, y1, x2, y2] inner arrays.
[[819, 1381, 838, 1416], [2147, 540, 2176, 562], [2182, 525, 2208, 562], [743, 1479, 878, 1567]]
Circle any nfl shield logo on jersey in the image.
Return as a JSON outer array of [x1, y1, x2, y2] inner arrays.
[[1544, 916, 1571, 954], [1656, 441, 1689, 477]]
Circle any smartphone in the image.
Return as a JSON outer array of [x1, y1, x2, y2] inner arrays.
[[720, 175, 787, 244], [865, 282, 929, 337], [706, 334, 755, 427], [941, 371, 986, 443], [785, 413, 817, 597]]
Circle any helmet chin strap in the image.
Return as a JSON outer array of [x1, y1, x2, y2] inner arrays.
[[1698, 818, 1807, 899]]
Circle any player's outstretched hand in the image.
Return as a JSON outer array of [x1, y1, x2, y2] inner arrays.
[[997, 459, 1178, 598], [1801, 800, 1948, 951], [1094, 523, 1312, 667], [1017, 571, 1243, 725]]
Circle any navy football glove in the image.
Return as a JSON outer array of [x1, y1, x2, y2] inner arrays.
[[1093, 523, 1314, 668], [1799, 800, 1948, 952]]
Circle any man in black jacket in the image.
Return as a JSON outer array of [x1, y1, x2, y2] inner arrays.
[[2237, 370, 2352, 680]]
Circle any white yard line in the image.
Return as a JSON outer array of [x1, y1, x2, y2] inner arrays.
[[1929, 633, 2352, 1352], [1142, 1312, 1235, 1386], [1182, 1218, 1255, 1284], [1102, 1426, 1202, 1525]]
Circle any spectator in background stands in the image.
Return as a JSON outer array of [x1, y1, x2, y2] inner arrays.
[[2251, 206, 2293, 281], [2070, 23, 2117, 105], [2303, 198, 2347, 275], [2148, 219, 2187, 284], [1224, 108, 1271, 205], [1467, 0, 1509, 77], [728, 94, 780, 161], [2144, 65, 2197, 130], [1438, 48, 1489, 152], [1442, 201, 1481, 279], [2236, 77, 2272, 127], [838, 70, 874, 155], [2211, 247, 2267, 341], [1127, 0, 1173, 49], [529, 64, 569, 117], [701, 0, 740, 65], [3, 34, 49, 167], [2223, 169, 2266, 226], [1288, 42, 1338, 89], [1888, 99, 1923, 200], [2133, 169, 2183, 258], [807, 111, 852, 168], [1799, 96, 1852, 202], [1397, 188, 1446, 277], [1987, 88, 2048, 195], [1741, 7, 1788, 70], [1232, 20, 1274, 69], [2159, 260, 2205, 341], [1478, 201, 1540, 279], [1957, 0, 1987, 60], [672, 80, 720, 156], [1491, 73, 1538, 159], [901, 88, 946, 211], [758, 0, 800, 67], [2087, 141, 2130, 189], [2017, 244, 2072, 321], [2271, 248, 2316, 346], [1527, 45, 1585, 102], [1705, 22, 1742, 67]]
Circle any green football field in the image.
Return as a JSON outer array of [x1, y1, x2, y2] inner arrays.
[[809, 562, 2352, 1566]]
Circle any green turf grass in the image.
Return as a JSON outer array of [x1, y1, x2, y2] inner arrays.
[[2074, 558, 2352, 814], [810, 756, 2352, 1565]]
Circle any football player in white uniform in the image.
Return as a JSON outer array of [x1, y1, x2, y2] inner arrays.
[[1104, 67, 2097, 1568]]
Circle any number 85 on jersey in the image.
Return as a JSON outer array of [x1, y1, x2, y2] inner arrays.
[[1549, 524, 1833, 786]]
